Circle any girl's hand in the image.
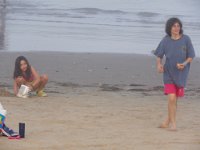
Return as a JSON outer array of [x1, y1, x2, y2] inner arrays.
[[176, 63, 185, 70], [27, 85, 33, 91], [157, 64, 164, 73]]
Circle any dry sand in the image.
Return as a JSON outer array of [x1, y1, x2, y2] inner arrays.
[[0, 52, 200, 150]]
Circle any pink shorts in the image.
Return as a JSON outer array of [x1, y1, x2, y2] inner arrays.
[[164, 84, 184, 97]]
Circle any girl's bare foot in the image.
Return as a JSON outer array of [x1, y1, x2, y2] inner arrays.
[[158, 118, 170, 128], [167, 124, 177, 131], [158, 123, 169, 128], [167, 127, 177, 131]]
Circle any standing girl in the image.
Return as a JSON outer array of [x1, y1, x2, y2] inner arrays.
[[13, 56, 48, 97], [154, 18, 195, 130]]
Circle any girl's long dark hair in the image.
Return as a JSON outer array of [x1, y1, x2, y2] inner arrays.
[[13, 56, 32, 79], [165, 17, 183, 37]]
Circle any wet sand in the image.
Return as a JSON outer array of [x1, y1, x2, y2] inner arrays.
[[0, 52, 200, 150]]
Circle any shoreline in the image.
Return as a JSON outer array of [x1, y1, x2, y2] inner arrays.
[[0, 50, 200, 58]]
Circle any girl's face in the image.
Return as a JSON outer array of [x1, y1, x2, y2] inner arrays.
[[171, 22, 181, 36], [20, 60, 28, 72]]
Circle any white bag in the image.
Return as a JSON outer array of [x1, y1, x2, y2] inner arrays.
[[17, 85, 30, 98]]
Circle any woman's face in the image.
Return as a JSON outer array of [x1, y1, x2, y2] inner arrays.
[[171, 22, 181, 36], [20, 60, 28, 72]]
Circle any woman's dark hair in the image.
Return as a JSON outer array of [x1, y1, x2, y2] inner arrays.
[[13, 56, 32, 79], [165, 17, 183, 36]]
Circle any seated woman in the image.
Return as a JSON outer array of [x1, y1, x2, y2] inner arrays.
[[13, 56, 48, 97]]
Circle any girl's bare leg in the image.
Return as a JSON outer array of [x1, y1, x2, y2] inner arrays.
[[160, 94, 177, 130], [36, 74, 48, 92], [168, 94, 177, 131]]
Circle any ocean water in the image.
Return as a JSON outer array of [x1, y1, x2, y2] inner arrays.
[[0, 0, 199, 56]]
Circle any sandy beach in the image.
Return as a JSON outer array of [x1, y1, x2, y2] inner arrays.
[[0, 52, 200, 150]]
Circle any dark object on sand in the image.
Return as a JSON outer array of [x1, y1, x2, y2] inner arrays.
[[19, 123, 25, 138]]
